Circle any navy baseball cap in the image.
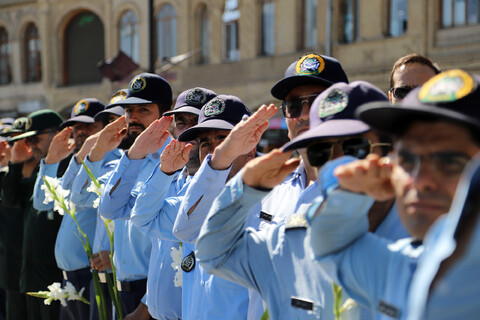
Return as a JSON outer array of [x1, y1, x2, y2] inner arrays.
[[60, 98, 105, 128], [178, 95, 252, 142], [115, 73, 172, 107], [164, 87, 217, 116], [9, 109, 63, 142], [357, 69, 480, 135], [271, 53, 349, 100], [0, 117, 27, 137], [95, 89, 127, 122], [283, 81, 388, 151]]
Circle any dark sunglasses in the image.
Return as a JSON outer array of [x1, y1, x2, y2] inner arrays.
[[306, 137, 391, 167], [281, 94, 319, 118], [389, 86, 417, 100]]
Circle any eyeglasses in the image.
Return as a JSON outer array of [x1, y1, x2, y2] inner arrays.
[[306, 137, 391, 167], [389, 86, 417, 100], [395, 149, 471, 178], [281, 94, 319, 118]]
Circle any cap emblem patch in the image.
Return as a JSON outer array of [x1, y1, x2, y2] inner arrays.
[[110, 91, 127, 104], [25, 117, 33, 131], [186, 89, 207, 106], [296, 54, 325, 76], [318, 89, 348, 118], [74, 100, 89, 115], [12, 117, 28, 131], [130, 76, 147, 93], [204, 98, 226, 117], [419, 69, 475, 103]]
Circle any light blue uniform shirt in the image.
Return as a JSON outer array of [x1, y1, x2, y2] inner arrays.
[[308, 188, 423, 320], [33, 156, 96, 271], [70, 149, 123, 254], [407, 156, 480, 320], [172, 155, 250, 320], [130, 165, 189, 320]]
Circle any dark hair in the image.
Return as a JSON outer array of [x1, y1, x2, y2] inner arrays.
[[157, 102, 172, 117], [389, 54, 441, 89]]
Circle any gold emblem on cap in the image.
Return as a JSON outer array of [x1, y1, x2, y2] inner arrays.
[[74, 100, 89, 115], [296, 54, 325, 76], [25, 117, 32, 131], [110, 91, 127, 104], [130, 76, 147, 93], [419, 69, 475, 103]]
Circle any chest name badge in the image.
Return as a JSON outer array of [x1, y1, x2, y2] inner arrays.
[[378, 300, 400, 319], [291, 296, 314, 311], [181, 251, 196, 272], [259, 210, 273, 222]]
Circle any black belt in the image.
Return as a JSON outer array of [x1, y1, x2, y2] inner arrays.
[[62, 267, 91, 281], [116, 278, 147, 292]]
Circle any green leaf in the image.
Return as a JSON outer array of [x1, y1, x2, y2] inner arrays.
[[260, 309, 269, 320]]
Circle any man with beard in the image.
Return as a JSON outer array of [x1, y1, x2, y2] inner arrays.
[[95, 73, 174, 316], [3, 110, 66, 320]]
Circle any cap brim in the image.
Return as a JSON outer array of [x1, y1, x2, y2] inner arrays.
[[356, 101, 480, 135], [114, 97, 167, 106], [178, 120, 235, 142], [60, 115, 96, 128], [163, 106, 201, 116], [94, 106, 125, 121], [282, 119, 370, 151], [8, 130, 38, 142], [271, 75, 333, 100]]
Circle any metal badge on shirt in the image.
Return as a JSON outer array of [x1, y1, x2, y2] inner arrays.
[[181, 251, 196, 272], [291, 296, 314, 311], [259, 210, 273, 222]]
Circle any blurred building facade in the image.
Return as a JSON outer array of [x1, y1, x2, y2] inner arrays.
[[0, 0, 479, 117]]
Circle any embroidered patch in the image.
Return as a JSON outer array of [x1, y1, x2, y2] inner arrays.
[[291, 296, 314, 311], [318, 89, 348, 118], [181, 251, 196, 272], [378, 300, 400, 319], [286, 212, 308, 229], [204, 98, 226, 117], [419, 69, 475, 103], [186, 88, 207, 106], [74, 100, 89, 115], [109, 91, 127, 104], [130, 76, 147, 93], [12, 117, 28, 131], [25, 117, 33, 131], [296, 54, 325, 76]]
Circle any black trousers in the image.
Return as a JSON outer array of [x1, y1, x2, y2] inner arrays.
[[117, 278, 147, 319], [59, 268, 92, 320]]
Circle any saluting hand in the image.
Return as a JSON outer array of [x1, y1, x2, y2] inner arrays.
[[210, 104, 277, 170], [44, 127, 76, 165], [242, 149, 300, 190], [89, 116, 127, 162], [127, 116, 173, 160], [159, 139, 192, 175], [10, 139, 34, 164], [334, 154, 395, 201], [74, 131, 100, 164]]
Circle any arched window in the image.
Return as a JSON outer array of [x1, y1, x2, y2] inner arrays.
[[0, 27, 11, 85], [25, 23, 42, 83], [389, 0, 407, 36], [64, 11, 104, 85], [196, 4, 210, 64], [119, 10, 139, 62], [261, 0, 275, 55], [156, 3, 177, 61], [223, 0, 240, 61]]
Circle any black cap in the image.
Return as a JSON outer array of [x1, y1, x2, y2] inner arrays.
[[9, 109, 63, 142], [164, 87, 217, 116], [271, 53, 349, 100], [95, 89, 127, 122], [283, 81, 388, 151], [178, 95, 252, 142], [60, 98, 105, 128], [114, 73, 172, 107], [357, 69, 480, 135], [0, 117, 28, 137]]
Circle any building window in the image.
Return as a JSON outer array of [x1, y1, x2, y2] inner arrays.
[[0, 27, 11, 85], [442, 0, 480, 27], [119, 10, 139, 63], [303, 0, 317, 49], [64, 11, 104, 85], [223, 0, 240, 61], [156, 3, 177, 61], [389, 0, 408, 36], [25, 23, 42, 83], [341, 0, 359, 43], [196, 4, 210, 64], [261, 0, 275, 55]]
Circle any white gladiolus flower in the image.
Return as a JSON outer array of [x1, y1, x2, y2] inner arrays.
[[93, 197, 100, 209], [63, 281, 85, 301], [46, 282, 67, 307], [86, 181, 103, 196], [170, 246, 183, 287]]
